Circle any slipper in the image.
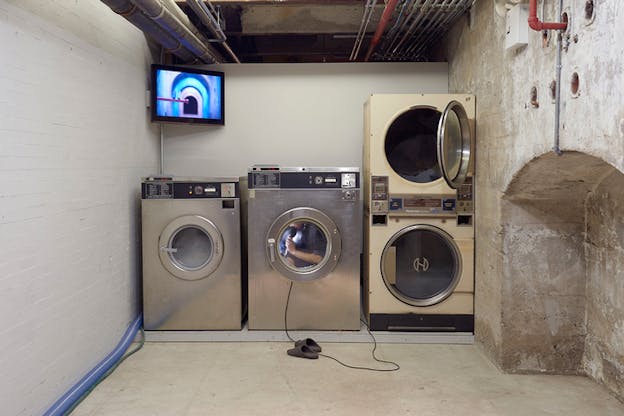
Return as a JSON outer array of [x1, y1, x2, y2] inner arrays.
[[295, 338, 322, 353], [287, 344, 319, 359]]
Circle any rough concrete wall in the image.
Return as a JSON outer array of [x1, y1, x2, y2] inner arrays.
[[444, 0, 624, 399], [584, 169, 624, 398]]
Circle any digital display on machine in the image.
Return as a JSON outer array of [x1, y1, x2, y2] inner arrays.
[[404, 198, 442, 209], [371, 176, 388, 200]]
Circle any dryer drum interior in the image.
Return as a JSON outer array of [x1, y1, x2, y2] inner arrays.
[[380, 224, 462, 307], [385, 107, 443, 184]]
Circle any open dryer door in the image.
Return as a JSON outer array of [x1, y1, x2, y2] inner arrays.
[[437, 100, 473, 189]]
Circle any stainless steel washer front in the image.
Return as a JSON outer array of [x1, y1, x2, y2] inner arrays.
[[141, 177, 242, 330], [246, 167, 362, 330]]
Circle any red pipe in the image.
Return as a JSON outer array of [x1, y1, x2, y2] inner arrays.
[[364, 0, 399, 62], [528, 0, 567, 31]]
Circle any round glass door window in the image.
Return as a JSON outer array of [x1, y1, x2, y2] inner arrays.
[[158, 215, 223, 281], [267, 208, 341, 282], [385, 107, 442, 183], [381, 225, 462, 306], [277, 220, 328, 271], [169, 226, 214, 271]]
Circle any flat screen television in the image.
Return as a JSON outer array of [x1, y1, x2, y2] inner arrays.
[[151, 64, 224, 125]]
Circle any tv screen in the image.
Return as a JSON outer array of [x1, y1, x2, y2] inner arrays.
[[151, 64, 224, 125]]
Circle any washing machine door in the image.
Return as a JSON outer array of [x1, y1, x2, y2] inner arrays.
[[266, 207, 341, 282], [437, 100, 473, 189], [158, 215, 224, 281], [380, 224, 462, 306]]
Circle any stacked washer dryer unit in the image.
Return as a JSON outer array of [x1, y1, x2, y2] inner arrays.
[[247, 166, 361, 331], [363, 94, 475, 332], [142, 177, 242, 330]]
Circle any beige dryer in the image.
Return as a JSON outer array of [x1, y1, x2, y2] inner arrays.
[[363, 93, 476, 331], [365, 216, 474, 331]]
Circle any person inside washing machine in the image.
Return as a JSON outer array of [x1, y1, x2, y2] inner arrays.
[[278, 221, 327, 268]]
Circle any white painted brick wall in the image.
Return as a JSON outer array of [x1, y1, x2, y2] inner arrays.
[[0, 1, 159, 414]]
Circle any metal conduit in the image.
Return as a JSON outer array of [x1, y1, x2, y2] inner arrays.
[[186, 0, 241, 63], [350, 0, 377, 61], [132, 0, 222, 63], [101, 0, 196, 62], [374, 0, 471, 61], [380, 0, 417, 55], [390, 0, 434, 56], [406, 0, 468, 59], [403, 0, 449, 55]]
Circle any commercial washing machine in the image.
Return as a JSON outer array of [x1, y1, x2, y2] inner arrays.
[[247, 166, 361, 330], [142, 177, 242, 330], [363, 94, 476, 331]]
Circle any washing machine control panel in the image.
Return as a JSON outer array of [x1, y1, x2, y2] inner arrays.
[[249, 169, 360, 189], [369, 174, 473, 215], [456, 176, 474, 214], [142, 180, 239, 199]]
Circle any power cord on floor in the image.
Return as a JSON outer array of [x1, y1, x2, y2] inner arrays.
[[284, 281, 400, 372], [65, 327, 146, 415]]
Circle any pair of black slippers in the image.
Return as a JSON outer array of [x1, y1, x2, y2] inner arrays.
[[286, 338, 322, 359]]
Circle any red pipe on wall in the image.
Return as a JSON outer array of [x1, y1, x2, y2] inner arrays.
[[528, 0, 567, 31], [364, 0, 399, 62]]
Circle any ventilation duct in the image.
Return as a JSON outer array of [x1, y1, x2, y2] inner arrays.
[[101, 0, 223, 63]]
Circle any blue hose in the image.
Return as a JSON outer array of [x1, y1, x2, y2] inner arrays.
[[43, 314, 143, 416]]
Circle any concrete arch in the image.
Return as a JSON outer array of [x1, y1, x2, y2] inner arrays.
[[499, 151, 624, 398]]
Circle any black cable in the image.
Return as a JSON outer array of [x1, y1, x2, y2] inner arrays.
[[284, 281, 295, 342], [318, 319, 400, 372], [284, 280, 399, 372]]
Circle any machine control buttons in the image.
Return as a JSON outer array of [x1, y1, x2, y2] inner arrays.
[[325, 177, 337, 184], [371, 176, 389, 200], [341, 173, 356, 188], [314, 176, 323, 185], [389, 198, 403, 211], [442, 199, 456, 211], [194, 185, 204, 195], [372, 200, 388, 213]]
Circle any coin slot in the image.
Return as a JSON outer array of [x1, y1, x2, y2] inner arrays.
[[222, 200, 235, 209], [457, 215, 473, 226], [372, 215, 388, 226]]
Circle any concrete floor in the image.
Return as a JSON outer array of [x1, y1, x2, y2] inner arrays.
[[73, 342, 624, 416]]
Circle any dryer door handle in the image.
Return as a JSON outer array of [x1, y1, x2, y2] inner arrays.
[[267, 238, 276, 263], [160, 246, 178, 253]]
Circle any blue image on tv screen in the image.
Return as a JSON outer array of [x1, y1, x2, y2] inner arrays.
[[155, 69, 222, 121]]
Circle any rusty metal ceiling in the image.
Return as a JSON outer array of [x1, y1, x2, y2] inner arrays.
[[103, 0, 474, 63]]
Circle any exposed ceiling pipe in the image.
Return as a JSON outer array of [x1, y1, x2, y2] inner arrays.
[[408, 0, 469, 60], [528, 0, 567, 31], [350, 0, 377, 61], [381, 0, 416, 56], [101, 0, 196, 62], [132, 0, 223, 63], [389, 0, 433, 57], [364, 0, 400, 61], [186, 0, 241, 63]]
